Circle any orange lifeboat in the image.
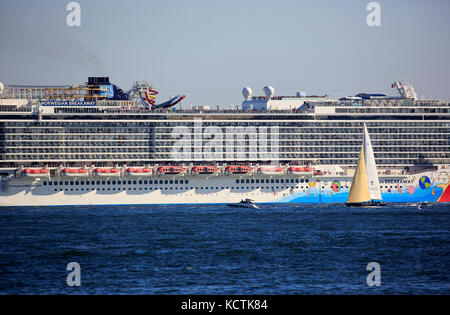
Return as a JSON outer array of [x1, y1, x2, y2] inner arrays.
[[157, 166, 186, 175], [22, 168, 50, 178], [288, 166, 314, 175], [225, 165, 253, 175], [258, 166, 284, 176], [125, 167, 153, 177], [61, 168, 89, 177], [191, 166, 220, 175], [93, 168, 121, 177]]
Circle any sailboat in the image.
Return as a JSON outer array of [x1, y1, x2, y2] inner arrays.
[[346, 123, 386, 207]]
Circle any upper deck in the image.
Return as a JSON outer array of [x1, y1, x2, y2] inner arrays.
[[0, 98, 449, 120], [0, 80, 448, 168]]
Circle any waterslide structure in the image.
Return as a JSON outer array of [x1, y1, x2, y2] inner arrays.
[[137, 87, 185, 110]]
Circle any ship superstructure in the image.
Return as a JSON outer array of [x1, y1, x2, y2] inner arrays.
[[0, 78, 449, 206]]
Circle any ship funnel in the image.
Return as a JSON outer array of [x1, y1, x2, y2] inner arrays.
[[263, 86, 274, 100], [242, 87, 252, 100]]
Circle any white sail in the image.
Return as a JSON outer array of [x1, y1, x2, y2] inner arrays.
[[363, 123, 382, 200]]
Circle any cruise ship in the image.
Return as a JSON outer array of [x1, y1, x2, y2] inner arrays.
[[0, 77, 449, 206]]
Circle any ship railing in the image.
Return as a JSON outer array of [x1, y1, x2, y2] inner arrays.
[[100, 109, 310, 114], [0, 106, 33, 112], [377, 170, 409, 176], [405, 166, 438, 175], [325, 99, 448, 107]]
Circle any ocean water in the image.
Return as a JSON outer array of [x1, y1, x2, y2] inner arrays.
[[0, 203, 448, 295]]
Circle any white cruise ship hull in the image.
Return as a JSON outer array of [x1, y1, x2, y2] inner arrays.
[[1, 169, 449, 206]]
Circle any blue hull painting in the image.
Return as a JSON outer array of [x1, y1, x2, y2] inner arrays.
[[275, 184, 446, 203]]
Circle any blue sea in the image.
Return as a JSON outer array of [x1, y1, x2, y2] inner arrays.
[[0, 203, 449, 294]]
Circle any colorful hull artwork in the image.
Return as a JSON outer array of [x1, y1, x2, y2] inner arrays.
[[1, 171, 449, 206], [275, 173, 450, 204]]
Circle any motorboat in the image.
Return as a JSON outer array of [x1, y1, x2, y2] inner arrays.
[[227, 199, 259, 209]]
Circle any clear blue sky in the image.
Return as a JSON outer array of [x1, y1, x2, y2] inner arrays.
[[1, 0, 449, 106]]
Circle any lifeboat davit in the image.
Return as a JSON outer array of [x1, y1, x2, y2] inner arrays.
[[287, 166, 314, 175], [225, 165, 253, 176], [125, 167, 153, 177], [191, 166, 220, 176], [61, 168, 89, 177], [22, 168, 50, 178], [258, 166, 284, 176], [93, 168, 121, 177], [157, 166, 186, 175]]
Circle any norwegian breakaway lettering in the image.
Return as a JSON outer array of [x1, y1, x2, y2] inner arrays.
[[381, 179, 413, 184], [40, 100, 97, 106]]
